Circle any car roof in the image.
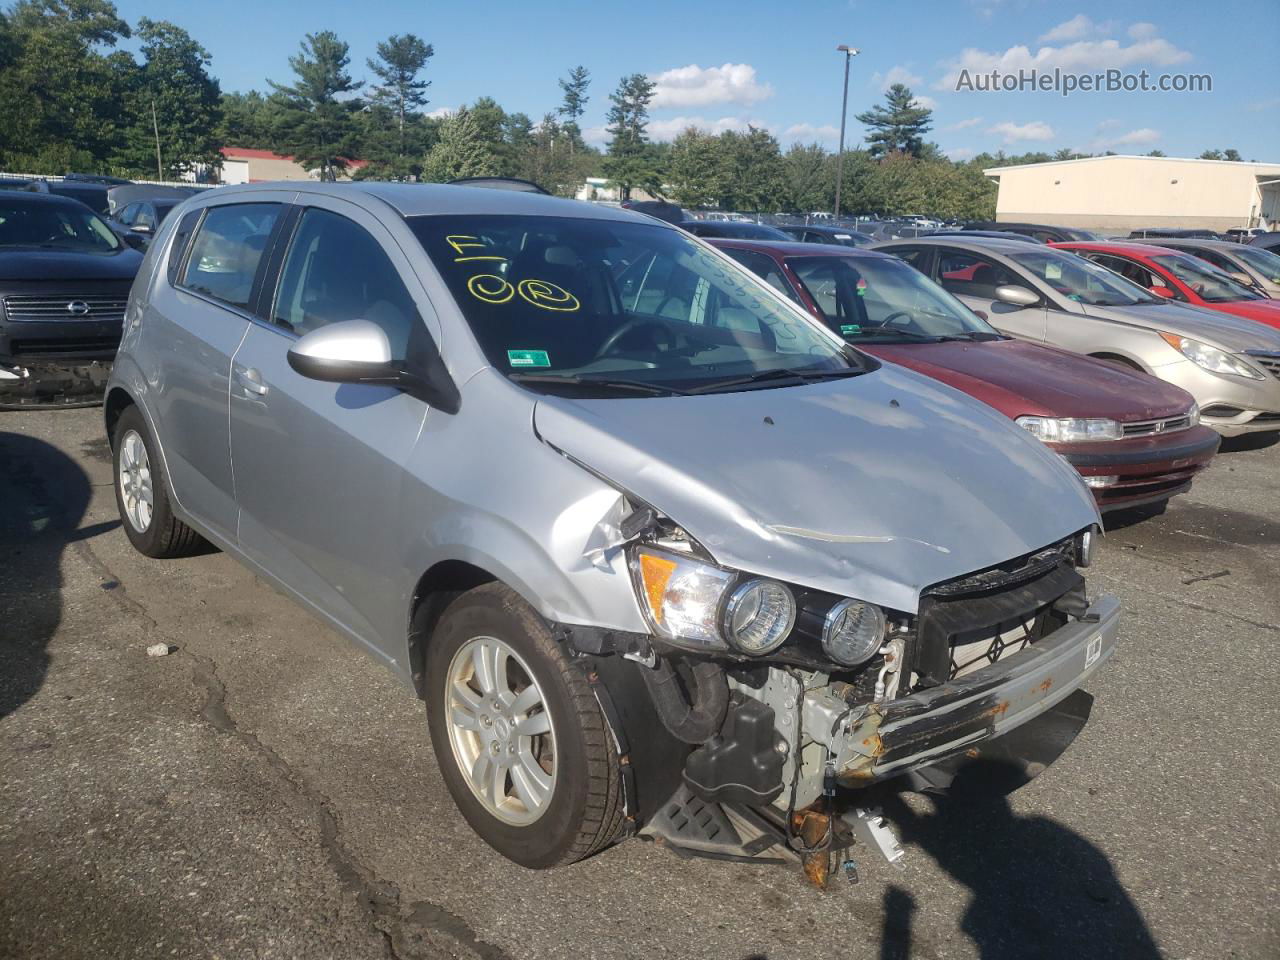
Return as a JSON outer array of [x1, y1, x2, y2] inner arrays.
[[199, 181, 650, 224], [707, 237, 895, 260], [874, 235, 1044, 255], [1050, 240, 1187, 258], [1, 189, 101, 211], [1148, 237, 1238, 250]]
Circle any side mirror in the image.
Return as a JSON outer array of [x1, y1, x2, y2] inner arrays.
[[287, 318, 459, 413], [1150, 285, 1176, 299], [993, 284, 1040, 307]]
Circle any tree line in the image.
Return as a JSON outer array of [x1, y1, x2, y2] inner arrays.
[[0, 2, 1249, 216]]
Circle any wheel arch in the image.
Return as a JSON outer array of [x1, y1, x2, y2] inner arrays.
[[407, 559, 499, 699], [104, 386, 136, 449]]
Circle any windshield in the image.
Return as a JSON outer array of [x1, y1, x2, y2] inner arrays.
[[789, 255, 998, 341], [1232, 245, 1280, 284], [410, 214, 860, 393], [1152, 253, 1263, 302], [1008, 249, 1157, 306], [0, 200, 121, 252]]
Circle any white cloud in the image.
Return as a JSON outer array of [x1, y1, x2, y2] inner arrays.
[[425, 107, 454, 119], [987, 120, 1055, 143], [649, 63, 774, 109], [938, 25, 1193, 89], [870, 65, 924, 90], [946, 146, 976, 160], [946, 116, 984, 131], [914, 94, 938, 110], [1037, 15, 1114, 45], [782, 122, 841, 143], [581, 124, 610, 146], [1128, 22, 1158, 40], [646, 115, 762, 141], [1078, 126, 1161, 151]]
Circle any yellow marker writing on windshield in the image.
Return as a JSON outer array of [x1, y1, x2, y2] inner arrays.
[[517, 279, 580, 312], [446, 234, 507, 263], [467, 274, 515, 304]]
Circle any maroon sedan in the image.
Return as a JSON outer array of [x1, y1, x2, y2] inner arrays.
[[711, 239, 1220, 512]]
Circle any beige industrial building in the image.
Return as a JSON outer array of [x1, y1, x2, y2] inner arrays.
[[217, 147, 366, 184], [984, 155, 1280, 233]]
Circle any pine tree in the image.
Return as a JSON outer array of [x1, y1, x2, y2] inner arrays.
[[269, 31, 363, 180], [855, 84, 933, 158], [557, 65, 590, 154], [366, 34, 432, 164], [603, 73, 659, 200], [422, 109, 499, 182]]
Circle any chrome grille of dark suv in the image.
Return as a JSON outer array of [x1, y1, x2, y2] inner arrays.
[[3, 295, 128, 323], [1121, 414, 1192, 437]]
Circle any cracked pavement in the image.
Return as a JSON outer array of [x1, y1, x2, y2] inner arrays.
[[2, 408, 1278, 960]]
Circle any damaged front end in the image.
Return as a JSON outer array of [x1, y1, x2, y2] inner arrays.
[[0, 359, 112, 408], [563, 505, 1118, 888]]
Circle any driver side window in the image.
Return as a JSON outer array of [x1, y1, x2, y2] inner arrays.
[[272, 208, 419, 358]]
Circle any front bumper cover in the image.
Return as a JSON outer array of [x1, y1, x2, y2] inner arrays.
[[831, 593, 1120, 784]]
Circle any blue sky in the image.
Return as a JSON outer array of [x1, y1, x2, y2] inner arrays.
[[113, 0, 1279, 161]]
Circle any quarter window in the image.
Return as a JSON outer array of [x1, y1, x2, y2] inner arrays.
[[180, 203, 281, 309], [272, 208, 419, 358]]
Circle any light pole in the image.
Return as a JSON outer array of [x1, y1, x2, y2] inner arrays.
[[833, 44, 860, 220]]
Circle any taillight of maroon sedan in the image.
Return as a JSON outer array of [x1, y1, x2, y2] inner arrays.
[[713, 239, 1221, 512]]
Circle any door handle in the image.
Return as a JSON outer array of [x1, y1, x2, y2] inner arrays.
[[234, 366, 269, 396]]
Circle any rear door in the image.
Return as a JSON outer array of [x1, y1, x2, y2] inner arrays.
[[228, 196, 438, 652], [933, 246, 1047, 340], [141, 196, 290, 541]]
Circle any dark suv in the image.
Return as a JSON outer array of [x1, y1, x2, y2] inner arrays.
[[0, 192, 143, 406]]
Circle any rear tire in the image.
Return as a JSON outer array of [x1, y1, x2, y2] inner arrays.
[[112, 406, 206, 558], [425, 583, 624, 868]]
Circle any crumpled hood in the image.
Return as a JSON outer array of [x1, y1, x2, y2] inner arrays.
[[1084, 299, 1280, 354], [533, 365, 1100, 613]]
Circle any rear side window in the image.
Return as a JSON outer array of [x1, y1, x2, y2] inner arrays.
[[167, 210, 204, 287], [180, 203, 281, 309], [271, 208, 418, 358], [936, 249, 1019, 299], [720, 248, 801, 303]]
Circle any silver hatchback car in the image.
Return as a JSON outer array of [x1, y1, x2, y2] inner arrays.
[[106, 183, 1118, 880]]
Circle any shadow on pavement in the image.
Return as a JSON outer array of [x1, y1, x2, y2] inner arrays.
[[0, 431, 96, 717], [874, 693, 1162, 959], [1217, 432, 1278, 453]]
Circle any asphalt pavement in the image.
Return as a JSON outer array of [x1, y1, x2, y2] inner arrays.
[[1, 407, 1277, 960]]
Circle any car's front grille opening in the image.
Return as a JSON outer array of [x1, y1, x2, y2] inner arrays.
[[1245, 352, 1280, 379], [3, 296, 128, 323], [1200, 404, 1245, 419], [9, 337, 121, 356], [1121, 414, 1191, 437]]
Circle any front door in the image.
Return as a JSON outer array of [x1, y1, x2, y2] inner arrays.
[[228, 198, 437, 655], [933, 246, 1048, 341]]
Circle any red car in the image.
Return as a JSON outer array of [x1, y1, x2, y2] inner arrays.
[[1052, 241, 1280, 331], [710, 239, 1220, 512]]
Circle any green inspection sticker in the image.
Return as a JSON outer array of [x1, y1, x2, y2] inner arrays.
[[840, 324, 862, 336], [507, 349, 550, 368]]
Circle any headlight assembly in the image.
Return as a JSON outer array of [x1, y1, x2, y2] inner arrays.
[[630, 545, 733, 651], [1015, 416, 1122, 443], [822, 599, 886, 666], [722, 579, 795, 655], [1159, 332, 1264, 380]]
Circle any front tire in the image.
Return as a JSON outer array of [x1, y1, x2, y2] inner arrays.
[[425, 583, 624, 868], [112, 406, 206, 558]]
